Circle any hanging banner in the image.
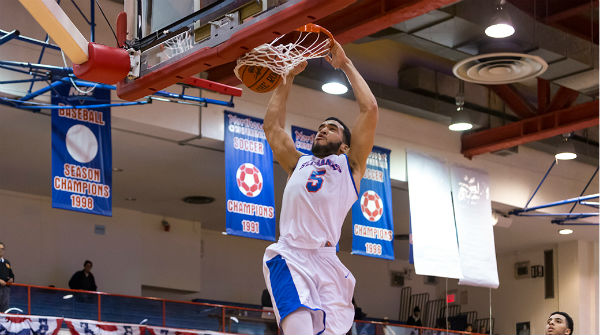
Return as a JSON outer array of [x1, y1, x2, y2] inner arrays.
[[450, 165, 499, 288], [351, 146, 394, 260], [290, 125, 316, 155], [0, 314, 62, 335], [51, 86, 112, 216], [224, 111, 276, 241], [144, 326, 226, 335], [406, 150, 462, 279], [65, 319, 142, 335]]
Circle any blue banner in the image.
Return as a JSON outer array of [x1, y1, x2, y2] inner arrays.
[[291, 125, 316, 155], [51, 85, 112, 216], [351, 146, 394, 259], [224, 111, 276, 241]]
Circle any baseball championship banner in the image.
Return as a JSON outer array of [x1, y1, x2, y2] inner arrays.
[[351, 146, 394, 260], [224, 111, 276, 241], [0, 314, 62, 335], [65, 319, 142, 335], [290, 125, 316, 155], [51, 86, 112, 216]]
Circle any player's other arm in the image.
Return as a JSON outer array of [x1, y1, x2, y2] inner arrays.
[[327, 41, 378, 188], [263, 62, 306, 175]]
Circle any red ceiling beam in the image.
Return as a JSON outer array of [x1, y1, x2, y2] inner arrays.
[[544, 0, 599, 23], [537, 78, 551, 113], [489, 84, 537, 118], [461, 100, 599, 158], [317, 0, 461, 44], [208, 0, 460, 84], [545, 86, 580, 113]]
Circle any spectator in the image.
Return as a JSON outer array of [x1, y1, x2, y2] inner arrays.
[[465, 324, 473, 333], [546, 311, 573, 335], [407, 306, 422, 326], [69, 260, 97, 291], [0, 242, 15, 312]]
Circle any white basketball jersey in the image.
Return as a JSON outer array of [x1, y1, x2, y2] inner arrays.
[[279, 154, 358, 248]]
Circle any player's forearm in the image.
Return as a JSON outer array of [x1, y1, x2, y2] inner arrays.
[[340, 60, 378, 115], [264, 75, 294, 132]]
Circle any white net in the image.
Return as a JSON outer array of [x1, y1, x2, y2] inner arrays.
[[163, 30, 194, 59], [234, 29, 331, 83]]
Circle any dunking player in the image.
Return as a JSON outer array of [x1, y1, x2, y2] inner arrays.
[[262, 38, 378, 335]]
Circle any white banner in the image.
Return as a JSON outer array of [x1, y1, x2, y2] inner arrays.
[[451, 165, 499, 288], [406, 150, 462, 279]]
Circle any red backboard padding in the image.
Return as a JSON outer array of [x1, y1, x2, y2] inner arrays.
[[73, 42, 130, 85]]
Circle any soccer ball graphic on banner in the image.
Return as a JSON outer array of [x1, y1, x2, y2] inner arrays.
[[236, 163, 263, 197], [360, 190, 384, 222]]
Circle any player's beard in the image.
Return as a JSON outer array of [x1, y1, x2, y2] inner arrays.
[[312, 139, 342, 158]]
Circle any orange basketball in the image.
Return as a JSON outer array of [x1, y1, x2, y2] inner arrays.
[[237, 64, 282, 93]]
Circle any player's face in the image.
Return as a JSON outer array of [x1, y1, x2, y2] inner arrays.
[[0, 244, 4, 258], [546, 314, 571, 335], [312, 121, 344, 158]]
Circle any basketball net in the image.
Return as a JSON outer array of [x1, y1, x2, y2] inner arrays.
[[234, 29, 332, 84]]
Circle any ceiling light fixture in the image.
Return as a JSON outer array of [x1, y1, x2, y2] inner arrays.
[[485, 0, 515, 38], [449, 81, 473, 131], [558, 228, 573, 235], [322, 70, 348, 95], [555, 133, 577, 160]]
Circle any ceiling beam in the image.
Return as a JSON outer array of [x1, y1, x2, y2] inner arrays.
[[545, 86, 580, 113], [208, 0, 460, 86], [489, 84, 537, 118], [461, 100, 599, 158], [544, 0, 599, 23], [537, 78, 550, 113], [316, 0, 460, 44]]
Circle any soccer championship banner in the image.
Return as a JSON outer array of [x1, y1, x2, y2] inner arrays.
[[0, 314, 62, 335], [290, 125, 316, 155], [51, 86, 112, 216], [224, 111, 276, 241], [65, 319, 142, 335], [351, 146, 394, 260]]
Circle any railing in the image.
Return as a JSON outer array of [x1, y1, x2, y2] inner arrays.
[[5, 283, 485, 335]]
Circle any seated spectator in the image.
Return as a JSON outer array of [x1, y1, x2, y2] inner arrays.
[[465, 324, 473, 333], [407, 306, 422, 326], [69, 260, 97, 291]]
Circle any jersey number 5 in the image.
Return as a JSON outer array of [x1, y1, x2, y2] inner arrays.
[[306, 170, 326, 192]]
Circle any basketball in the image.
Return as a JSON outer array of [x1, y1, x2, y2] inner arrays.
[[237, 64, 282, 93]]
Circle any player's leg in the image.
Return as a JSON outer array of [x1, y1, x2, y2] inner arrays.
[[281, 307, 314, 335]]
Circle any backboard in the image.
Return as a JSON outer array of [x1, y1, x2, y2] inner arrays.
[[117, 0, 355, 101]]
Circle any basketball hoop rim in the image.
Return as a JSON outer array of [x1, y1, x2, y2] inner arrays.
[[296, 23, 334, 49]]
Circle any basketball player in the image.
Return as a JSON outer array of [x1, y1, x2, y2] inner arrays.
[[545, 312, 573, 335], [262, 38, 378, 335]]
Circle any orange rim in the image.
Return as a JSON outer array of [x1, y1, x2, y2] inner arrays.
[[295, 23, 334, 48]]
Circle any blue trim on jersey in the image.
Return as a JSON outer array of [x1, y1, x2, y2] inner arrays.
[[266, 254, 327, 335], [343, 154, 359, 197]]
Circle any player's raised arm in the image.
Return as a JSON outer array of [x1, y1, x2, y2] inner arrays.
[[326, 41, 378, 187], [263, 62, 307, 175]]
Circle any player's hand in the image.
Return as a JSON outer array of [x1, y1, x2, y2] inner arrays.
[[0, 279, 6, 286], [287, 61, 307, 78], [325, 40, 350, 70]]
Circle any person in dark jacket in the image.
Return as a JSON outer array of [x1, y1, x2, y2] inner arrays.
[[69, 260, 97, 291], [0, 242, 15, 312], [407, 306, 422, 327]]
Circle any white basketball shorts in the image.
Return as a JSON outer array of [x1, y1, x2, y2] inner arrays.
[[263, 240, 356, 335]]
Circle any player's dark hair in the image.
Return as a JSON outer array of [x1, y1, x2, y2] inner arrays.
[[549, 311, 574, 334], [84, 260, 93, 267], [325, 117, 351, 146]]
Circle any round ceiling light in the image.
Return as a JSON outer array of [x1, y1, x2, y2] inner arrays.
[[453, 53, 548, 85]]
